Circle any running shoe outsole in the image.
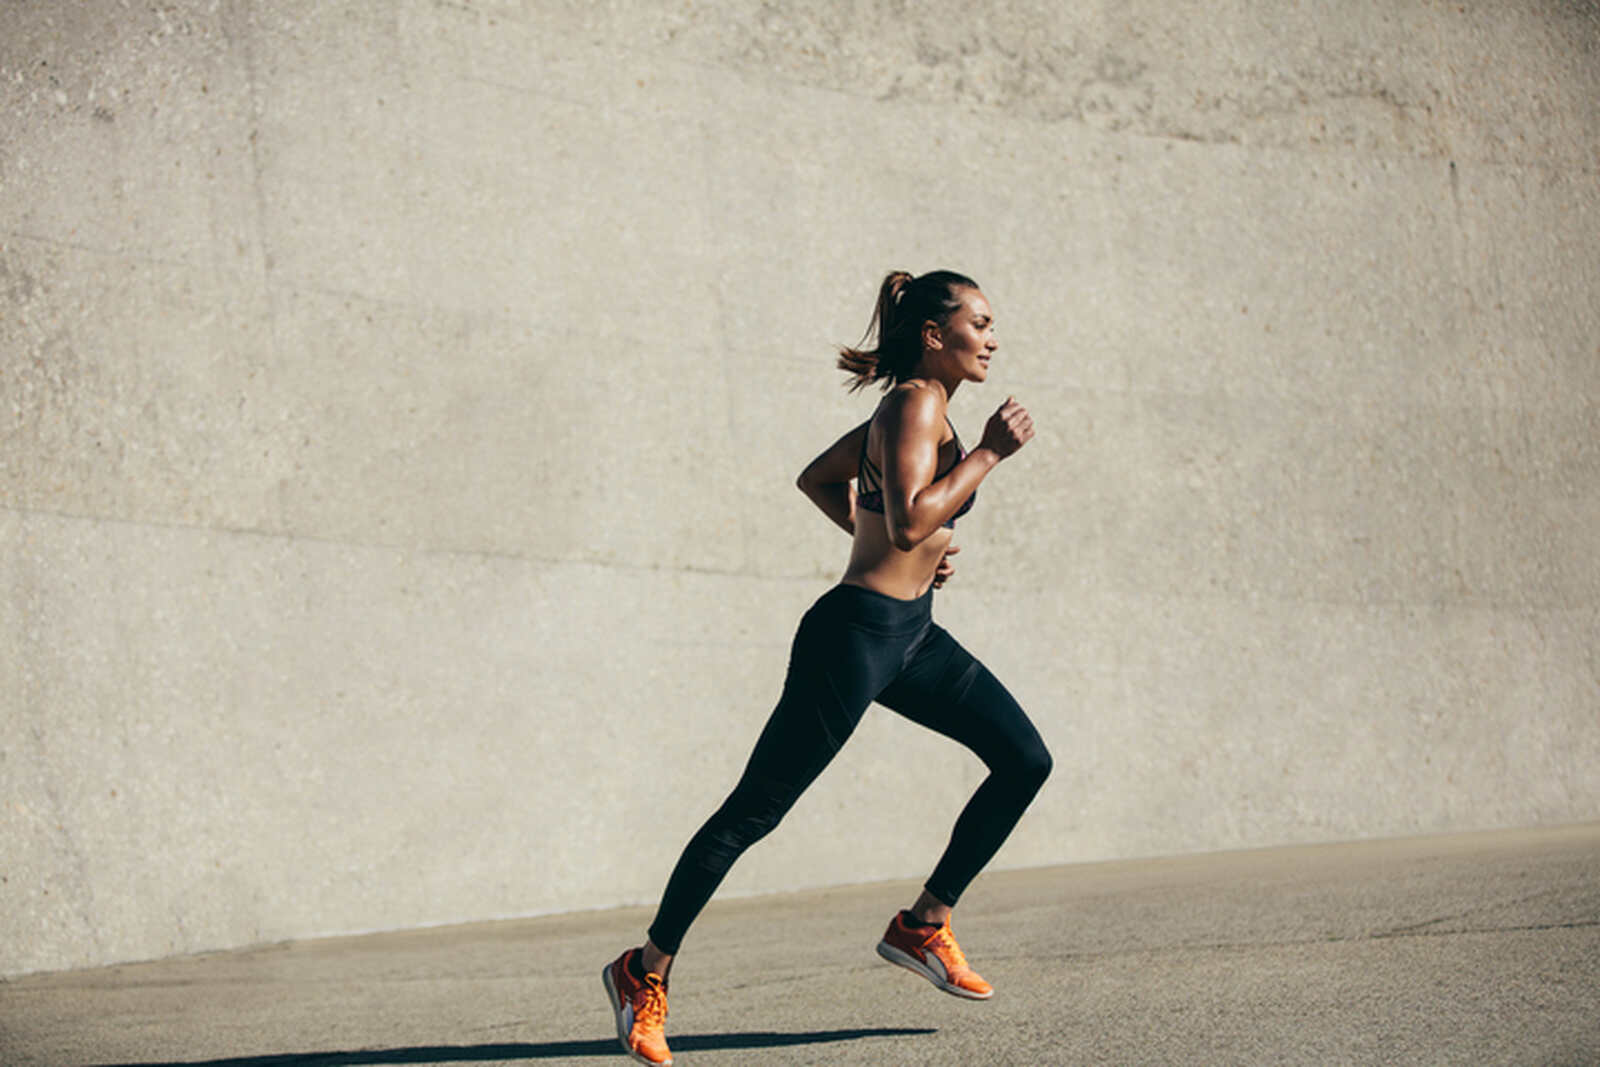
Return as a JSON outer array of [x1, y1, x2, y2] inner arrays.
[[875, 939, 994, 1000]]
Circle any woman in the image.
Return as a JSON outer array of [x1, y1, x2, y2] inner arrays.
[[603, 269, 1052, 1066]]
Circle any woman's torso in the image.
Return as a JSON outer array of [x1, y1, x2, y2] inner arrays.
[[840, 397, 972, 600]]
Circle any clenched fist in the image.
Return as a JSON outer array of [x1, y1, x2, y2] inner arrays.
[[979, 396, 1035, 459]]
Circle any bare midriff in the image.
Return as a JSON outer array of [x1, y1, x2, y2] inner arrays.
[[840, 516, 954, 601]]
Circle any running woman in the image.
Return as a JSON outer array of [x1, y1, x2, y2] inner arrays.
[[602, 269, 1052, 1066]]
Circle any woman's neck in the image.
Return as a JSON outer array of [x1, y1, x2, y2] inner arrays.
[[907, 362, 960, 401]]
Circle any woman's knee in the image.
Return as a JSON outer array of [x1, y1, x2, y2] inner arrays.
[[988, 697, 1051, 790], [707, 774, 802, 852], [1013, 737, 1052, 791]]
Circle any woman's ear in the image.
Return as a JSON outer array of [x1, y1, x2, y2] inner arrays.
[[921, 318, 944, 352]]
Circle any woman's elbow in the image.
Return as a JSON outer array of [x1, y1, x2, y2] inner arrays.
[[886, 521, 925, 552]]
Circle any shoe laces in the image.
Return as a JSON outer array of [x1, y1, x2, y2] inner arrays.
[[634, 972, 669, 1032], [928, 923, 970, 970]]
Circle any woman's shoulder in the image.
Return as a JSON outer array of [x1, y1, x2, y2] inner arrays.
[[881, 379, 948, 422], [873, 381, 949, 450]]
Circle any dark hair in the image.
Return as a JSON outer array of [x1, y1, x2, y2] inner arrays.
[[837, 269, 980, 392]]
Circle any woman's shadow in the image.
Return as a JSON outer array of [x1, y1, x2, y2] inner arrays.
[[93, 1027, 939, 1065]]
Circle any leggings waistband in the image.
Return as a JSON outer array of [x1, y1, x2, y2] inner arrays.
[[815, 582, 934, 632]]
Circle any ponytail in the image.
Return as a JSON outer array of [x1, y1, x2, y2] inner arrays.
[[836, 269, 979, 393]]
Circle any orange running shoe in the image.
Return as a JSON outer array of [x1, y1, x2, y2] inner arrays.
[[875, 910, 994, 1000], [601, 948, 672, 1066]]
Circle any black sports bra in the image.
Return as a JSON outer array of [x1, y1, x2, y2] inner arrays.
[[856, 417, 976, 529]]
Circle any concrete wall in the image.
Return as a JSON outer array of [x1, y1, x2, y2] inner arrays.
[[3, 0, 1597, 977]]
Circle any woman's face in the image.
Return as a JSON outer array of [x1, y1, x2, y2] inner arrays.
[[931, 287, 998, 383]]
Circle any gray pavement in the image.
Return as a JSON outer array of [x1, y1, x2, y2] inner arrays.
[[3, 824, 1597, 1067]]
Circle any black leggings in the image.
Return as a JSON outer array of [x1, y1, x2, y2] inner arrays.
[[647, 583, 1052, 955]]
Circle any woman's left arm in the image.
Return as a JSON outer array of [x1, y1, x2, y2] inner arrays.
[[796, 419, 869, 535]]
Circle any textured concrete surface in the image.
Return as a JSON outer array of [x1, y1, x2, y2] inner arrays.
[[2, 824, 1597, 1066], [4, 1, 1600, 975]]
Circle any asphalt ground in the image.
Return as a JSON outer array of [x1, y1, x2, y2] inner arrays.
[[4, 823, 1597, 1067]]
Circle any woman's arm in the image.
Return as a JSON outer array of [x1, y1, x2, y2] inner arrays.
[[796, 419, 870, 535], [880, 386, 1032, 550]]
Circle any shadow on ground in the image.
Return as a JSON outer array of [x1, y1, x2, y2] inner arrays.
[[92, 1027, 939, 1066]]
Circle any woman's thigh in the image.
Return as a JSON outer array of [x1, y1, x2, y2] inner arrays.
[[875, 624, 1047, 770], [740, 591, 929, 789]]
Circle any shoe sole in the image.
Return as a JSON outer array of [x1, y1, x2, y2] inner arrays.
[[601, 963, 673, 1066], [875, 940, 993, 1000]]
